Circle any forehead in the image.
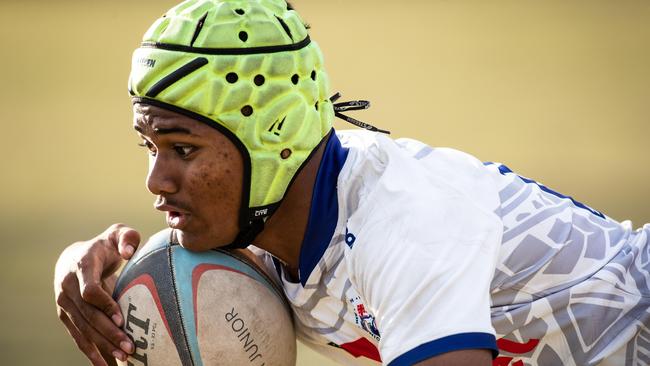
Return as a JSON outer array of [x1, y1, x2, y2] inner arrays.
[[133, 103, 205, 134]]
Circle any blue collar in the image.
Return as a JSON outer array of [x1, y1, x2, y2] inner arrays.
[[297, 131, 349, 286]]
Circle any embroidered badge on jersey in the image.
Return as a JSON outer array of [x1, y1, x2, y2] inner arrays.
[[349, 296, 380, 341]]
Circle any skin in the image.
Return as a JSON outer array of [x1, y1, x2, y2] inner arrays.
[[53, 104, 490, 366]]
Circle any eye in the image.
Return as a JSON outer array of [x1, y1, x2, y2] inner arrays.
[[173, 144, 195, 158], [138, 140, 156, 156]]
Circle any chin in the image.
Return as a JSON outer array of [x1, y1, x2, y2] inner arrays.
[[174, 229, 235, 252]]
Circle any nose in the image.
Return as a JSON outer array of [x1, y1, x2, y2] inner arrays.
[[146, 155, 178, 195]]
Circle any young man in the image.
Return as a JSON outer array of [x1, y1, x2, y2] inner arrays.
[[54, 1, 650, 365]]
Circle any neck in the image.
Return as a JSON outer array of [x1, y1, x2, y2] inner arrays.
[[253, 138, 327, 280]]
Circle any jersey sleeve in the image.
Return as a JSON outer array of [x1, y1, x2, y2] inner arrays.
[[344, 148, 504, 365]]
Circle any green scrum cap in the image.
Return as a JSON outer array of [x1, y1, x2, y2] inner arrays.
[[129, 0, 334, 246]]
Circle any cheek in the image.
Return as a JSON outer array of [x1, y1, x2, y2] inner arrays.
[[187, 160, 241, 215]]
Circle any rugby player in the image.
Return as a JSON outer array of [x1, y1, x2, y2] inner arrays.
[[53, 1, 650, 365]]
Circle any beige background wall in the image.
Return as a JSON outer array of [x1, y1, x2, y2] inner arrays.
[[0, 1, 648, 365]]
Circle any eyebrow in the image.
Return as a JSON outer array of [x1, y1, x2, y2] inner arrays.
[[153, 127, 192, 135], [133, 125, 193, 135]]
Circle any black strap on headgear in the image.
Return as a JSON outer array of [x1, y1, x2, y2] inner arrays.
[[223, 219, 266, 250], [331, 92, 390, 134]]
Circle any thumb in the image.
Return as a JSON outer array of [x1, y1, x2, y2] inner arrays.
[[106, 224, 141, 260]]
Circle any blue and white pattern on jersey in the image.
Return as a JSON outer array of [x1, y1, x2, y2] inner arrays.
[[254, 130, 650, 366], [486, 162, 650, 366]]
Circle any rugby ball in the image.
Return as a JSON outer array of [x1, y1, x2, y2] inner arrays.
[[112, 229, 296, 366]]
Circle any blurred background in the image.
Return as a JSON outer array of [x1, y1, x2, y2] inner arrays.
[[1, 0, 648, 365]]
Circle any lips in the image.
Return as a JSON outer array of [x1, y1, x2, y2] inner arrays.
[[166, 211, 189, 229], [155, 200, 192, 230]]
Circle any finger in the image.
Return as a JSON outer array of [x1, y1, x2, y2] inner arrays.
[[60, 295, 129, 362], [100, 348, 120, 366], [61, 313, 108, 366], [76, 254, 124, 327], [103, 274, 118, 295], [59, 307, 112, 366], [107, 224, 140, 260], [80, 277, 124, 329], [71, 290, 133, 354], [117, 228, 140, 259]]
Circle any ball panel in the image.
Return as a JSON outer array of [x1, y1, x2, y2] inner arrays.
[[116, 274, 172, 338], [113, 242, 195, 365], [191, 264, 251, 333], [115, 279, 183, 366], [170, 245, 290, 364], [195, 269, 296, 366], [172, 246, 284, 302]]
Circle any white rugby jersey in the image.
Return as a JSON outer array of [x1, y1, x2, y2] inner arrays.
[[253, 130, 650, 366]]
